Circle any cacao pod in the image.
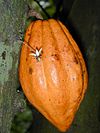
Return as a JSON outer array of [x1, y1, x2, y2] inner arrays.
[[19, 19, 88, 132]]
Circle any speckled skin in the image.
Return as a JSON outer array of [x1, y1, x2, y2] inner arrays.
[[19, 19, 88, 132]]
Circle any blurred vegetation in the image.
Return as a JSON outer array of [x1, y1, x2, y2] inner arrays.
[[11, 106, 33, 133], [27, 0, 56, 19]]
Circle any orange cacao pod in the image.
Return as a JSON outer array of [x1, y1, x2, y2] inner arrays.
[[19, 19, 88, 132]]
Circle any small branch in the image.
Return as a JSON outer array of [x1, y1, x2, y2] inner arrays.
[[34, 0, 51, 18]]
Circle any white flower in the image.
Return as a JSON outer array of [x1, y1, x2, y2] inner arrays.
[[30, 48, 42, 61]]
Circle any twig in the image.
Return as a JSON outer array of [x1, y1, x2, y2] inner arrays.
[[34, 0, 51, 18]]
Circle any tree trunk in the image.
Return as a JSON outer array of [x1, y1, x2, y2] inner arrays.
[[0, 0, 28, 133]]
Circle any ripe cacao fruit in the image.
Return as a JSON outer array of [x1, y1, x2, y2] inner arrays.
[[19, 19, 88, 132]]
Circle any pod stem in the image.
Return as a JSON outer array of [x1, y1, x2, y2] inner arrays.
[[34, 0, 51, 19]]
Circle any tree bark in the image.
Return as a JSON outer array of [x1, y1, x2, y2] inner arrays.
[[0, 0, 28, 133]]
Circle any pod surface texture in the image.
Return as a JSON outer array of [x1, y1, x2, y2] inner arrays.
[[19, 19, 88, 132]]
